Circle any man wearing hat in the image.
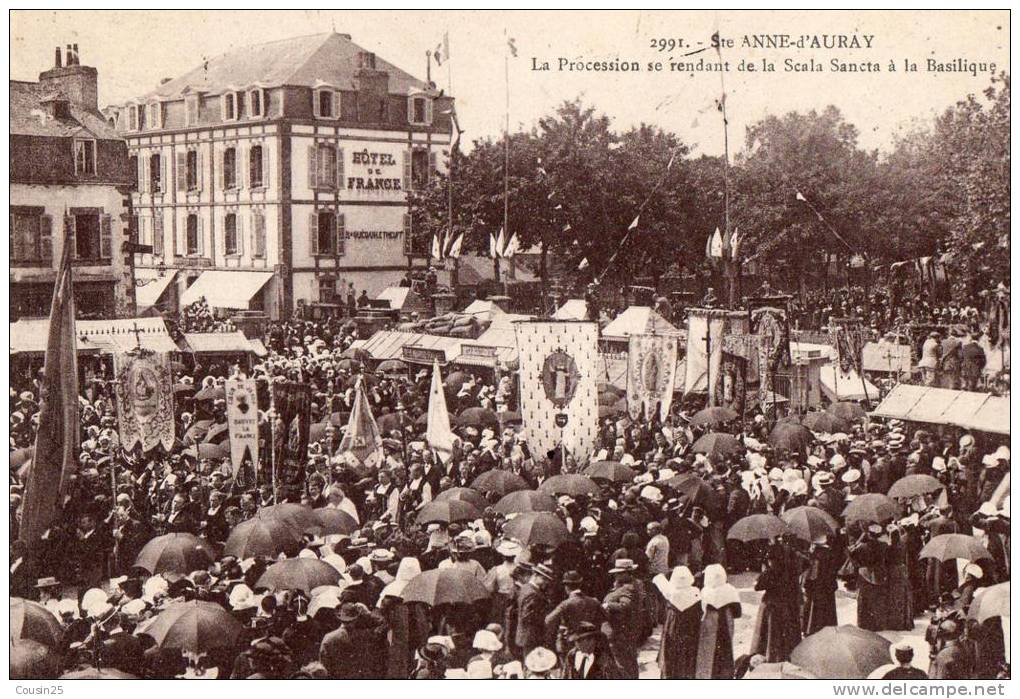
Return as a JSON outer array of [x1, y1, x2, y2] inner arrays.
[[812, 471, 844, 520], [562, 622, 617, 679], [545, 570, 606, 655], [515, 563, 555, 658], [319, 602, 388, 679], [602, 559, 641, 678], [879, 641, 928, 679]]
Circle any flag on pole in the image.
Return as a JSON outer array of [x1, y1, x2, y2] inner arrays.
[[495, 227, 506, 257], [796, 191, 807, 202], [19, 236, 79, 546], [707, 227, 724, 258], [503, 232, 519, 258], [338, 377, 384, 473], [425, 361, 458, 463], [434, 32, 450, 65], [730, 227, 742, 258], [489, 232, 497, 258], [431, 234, 442, 260], [448, 233, 464, 258], [628, 215, 640, 231]]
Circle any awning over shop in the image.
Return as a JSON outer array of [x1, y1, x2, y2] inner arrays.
[[552, 299, 588, 321], [135, 270, 177, 313], [182, 331, 261, 355], [10, 317, 177, 355], [819, 364, 880, 403], [180, 271, 273, 309], [870, 384, 1009, 435], [863, 341, 912, 373], [377, 287, 429, 315], [601, 306, 681, 342], [360, 330, 462, 364]]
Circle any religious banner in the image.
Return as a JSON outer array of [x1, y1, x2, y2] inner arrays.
[[225, 378, 259, 477], [626, 333, 678, 421], [685, 308, 743, 406], [425, 361, 458, 463], [719, 354, 747, 415], [271, 382, 312, 486], [338, 377, 384, 474], [113, 351, 175, 452], [830, 317, 865, 375], [515, 320, 598, 465], [749, 297, 792, 416]]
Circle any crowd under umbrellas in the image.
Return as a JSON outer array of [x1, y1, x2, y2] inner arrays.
[[8, 309, 1012, 681]]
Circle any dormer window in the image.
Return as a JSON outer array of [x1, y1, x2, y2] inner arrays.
[[222, 92, 237, 121], [128, 105, 140, 131], [147, 102, 162, 130], [249, 89, 266, 118], [408, 95, 432, 125], [185, 94, 200, 126], [315, 89, 336, 119], [73, 139, 97, 175]]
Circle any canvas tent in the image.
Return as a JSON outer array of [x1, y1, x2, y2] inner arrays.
[[871, 384, 1009, 435]]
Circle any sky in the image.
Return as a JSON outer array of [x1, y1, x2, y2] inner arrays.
[[10, 10, 1010, 156]]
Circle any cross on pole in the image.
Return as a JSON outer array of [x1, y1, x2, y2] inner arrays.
[[130, 322, 144, 350]]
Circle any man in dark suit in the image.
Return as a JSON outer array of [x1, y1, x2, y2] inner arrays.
[[203, 490, 230, 544], [929, 621, 974, 679], [562, 622, 619, 679], [602, 559, 641, 679], [545, 570, 606, 654], [515, 564, 554, 657], [879, 641, 928, 679]]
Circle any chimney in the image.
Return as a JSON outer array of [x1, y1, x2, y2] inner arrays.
[[66, 44, 73, 65], [40, 42, 98, 110], [54, 46, 62, 68], [73, 43, 79, 64]]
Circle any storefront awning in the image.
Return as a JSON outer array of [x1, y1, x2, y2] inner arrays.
[[182, 331, 260, 354], [870, 384, 1009, 436], [10, 317, 178, 355], [180, 271, 273, 310], [135, 271, 177, 312], [819, 364, 880, 402]]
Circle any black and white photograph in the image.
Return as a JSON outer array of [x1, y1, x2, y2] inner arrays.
[[6, 9, 1011, 687]]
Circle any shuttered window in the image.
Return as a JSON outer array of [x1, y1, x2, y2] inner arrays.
[[224, 213, 238, 255], [250, 145, 264, 188], [153, 214, 164, 258], [252, 211, 266, 258], [223, 147, 238, 189]]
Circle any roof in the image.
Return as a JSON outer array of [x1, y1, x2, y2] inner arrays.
[[142, 33, 427, 100], [455, 255, 539, 286], [10, 317, 177, 355], [376, 286, 428, 314], [863, 341, 912, 373], [819, 365, 879, 403], [870, 384, 1009, 435], [182, 331, 260, 354], [601, 306, 680, 340], [10, 80, 122, 139], [180, 271, 274, 309], [462, 299, 505, 323], [552, 299, 588, 321], [475, 313, 532, 348], [135, 270, 177, 312]]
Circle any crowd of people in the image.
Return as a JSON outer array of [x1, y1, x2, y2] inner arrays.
[[8, 287, 1011, 681]]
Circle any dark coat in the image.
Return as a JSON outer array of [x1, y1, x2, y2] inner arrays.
[[658, 599, 701, 679], [695, 601, 742, 679], [515, 583, 551, 654], [929, 640, 973, 680], [602, 580, 640, 679], [562, 646, 619, 679]]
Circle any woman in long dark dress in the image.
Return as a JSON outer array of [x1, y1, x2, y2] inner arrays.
[[750, 543, 802, 662], [378, 557, 429, 679], [801, 538, 839, 634], [885, 526, 915, 630], [695, 563, 742, 679], [653, 565, 702, 679], [848, 524, 892, 631]]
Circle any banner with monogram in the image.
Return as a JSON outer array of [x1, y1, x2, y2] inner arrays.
[[226, 378, 259, 477], [830, 317, 865, 375], [626, 333, 678, 421], [113, 352, 175, 452], [271, 382, 312, 486], [749, 297, 792, 416], [719, 354, 747, 415], [339, 377, 385, 473], [515, 321, 599, 465], [686, 308, 748, 406]]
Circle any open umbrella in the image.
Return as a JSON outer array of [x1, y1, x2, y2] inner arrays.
[[690, 406, 739, 427], [888, 474, 944, 500], [919, 533, 992, 563], [494, 490, 558, 515], [134, 533, 217, 575], [377, 359, 407, 374], [61, 668, 138, 679], [968, 582, 1010, 622], [827, 401, 866, 422], [309, 422, 335, 441], [498, 410, 522, 424], [470, 470, 529, 498], [194, 386, 225, 402], [781, 506, 839, 543], [417, 499, 482, 525], [376, 412, 408, 435], [257, 503, 319, 534], [768, 423, 814, 453], [310, 507, 359, 536], [801, 412, 850, 434], [256, 558, 342, 593], [598, 390, 622, 406], [443, 371, 470, 392], [691, 432, 743, 461], [744, 662, 816, 679], [598, 404, 625, 419], [202, 422, 229, 444], [583, 461, 636, 483], [434, 487, 489, 511], [185, 442, 229, 460], [10, 640, 62, 680], [665, 474, 721, 509], [223, 515, 303, 559], [139, 600, 242, 654], [597, 382, 625, 397], [501, 511, 570, 547], [727, 514, 789, 542], [340, 347, 370, 362], [173, 382, 196, 396], [10, 598, 63, 649], [401, 568, 491, 607], [842, 493, 900, 525], [791, 625, 891, 679], [538, 474, 601, 498], [458, 407, 499, 428]]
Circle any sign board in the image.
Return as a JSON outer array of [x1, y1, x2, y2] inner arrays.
[[402, 345, 447, 364], [555, 413, 569, 428], [460, 344, 498, 358]]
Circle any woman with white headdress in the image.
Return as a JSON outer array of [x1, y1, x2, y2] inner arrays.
[[653, 565, 702, 679], [378, 557, 429, 679], [694, 563, 742, 679]]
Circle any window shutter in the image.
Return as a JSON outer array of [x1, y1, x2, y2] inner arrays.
[[425, 98, 433, 124], [243, 147, 251, 190], [221, 95, 228, 121], [402, 150, 411, 191], [197, 215, 205, 256], [65, 213, 77, 258], [10, 216, 23, 261], [153, 214, 164, 257], [403, 213, 413, 255], [309, 213, 319, 255], [197, 151, 203, 190], [235, 214, 244, 255], [407, 97, 415, 123], [160, 155, 167, 193], [428, 150, 437, 184], [332, 91, 340, 120], [308, 146, 318, 189], [256, 212, 267, 257], [218, 150, 226, 191], [176, 152, 187, 191], [336, 213, 346, 257], [329, 148, 339, 189], [40, 214, 52, 260], [336, 147, 345, 190], [262, 145, 270, 188], [100, 214, 112, 258], [139, 156, 147, 193]]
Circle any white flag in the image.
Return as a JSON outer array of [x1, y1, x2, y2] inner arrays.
[[425, 361, 457, 463], [628, 215, 640, 231], [578, 257, 589, 270], [431, 234, 442, 260], [489, 232, 497, 258], [796, 191, 807, 202], [503, 232, 519, 258], [495, 227, 506, 258], [448, 233, 464, 258]]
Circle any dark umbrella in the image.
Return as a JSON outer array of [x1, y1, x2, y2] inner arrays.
[[470, 470, 529, 498], [791, 625, 891, 679], [968, 581, 1009, 622], [781, 506, 839, 543], [498, 410, 522, 424], [768, 423, 814, 453], [691, 432, 743, 461], [801, 412, 850, 434], [501, 511, 570, 547], [185, 442, 229, 460], [538, 474, 601, 498], [310, 507, 359, 536], [666, 474, 721, 509], [827, 401, 866, 421], [598, 390, 622, 406], [598, 404, 625, 419], [340, 347, 370, 362], [458, 407, 499, 428], [194, 386, 225, 402], [61, 668, 138, 679], [842, 493, 900, 525], [401, 568, 491, 606], [376, 412, 408, 435], [417, 499, 482, 525], [257, 503, 319, 535], [183, 419, 214, 443], [434, 487, 488, 511], [173, 383, 196, 395], [134, 533, 217, 575], [10, 598, 63, 649], [223, 516, 303, 559], [887, 474, 944, 500], [138, 600, 242, 654], [378, 359, 407, 374], [583, 461, 636, 483], [202, 422, 229, 444], [690, 406, 739, 427], [10, 640, 62, 680], [256, 558, 342, 593], [744, 662, 816, 679], [919, 534, 993, 563], [597, 382, 625, 397], [309, 422, 333, 441], [493, 490, 558, 515], [443, 371, 470, 392], [727, 514, 789, 542]]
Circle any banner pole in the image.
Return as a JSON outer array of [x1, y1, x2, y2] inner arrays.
[[269, 385, 277, 505]]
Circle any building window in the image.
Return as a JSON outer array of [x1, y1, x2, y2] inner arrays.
[[224, 213, 238, 255], [316, 89, 334, 118], [249, 145, 264, 188], [411, 149, 430, 190], [149, 153, 163, 192], [71, 211, 111, 261], [252, 211, 267, 258], [223, 147, 237, 189], [186, 150, 199, 190], [74, 139, 97, 175], [408, 96, 432, 125], [185, 95, 199, 126], [250, 89, 264, 118], [309, 144, 338, 189], [222, 92, 237, 121], [317, 277, 336, 303], [147, 102, 162, 130], [186, 214, 200, 255], [128, 105, 140, 131], [129, 155, 138, 190], [316, 211, 336, 255], [10, 209, 51, 262]]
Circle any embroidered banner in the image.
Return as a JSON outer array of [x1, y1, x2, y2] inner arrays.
[[226, 378, 259, 477], [830, 317, 865, 376], [627, 333, 678, 421], [338, 377, 384, 474], [113, 352, 175, 452], [749, 297, 792, 416], [271, 382, 312, 486]]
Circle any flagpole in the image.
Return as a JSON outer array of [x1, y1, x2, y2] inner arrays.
[[500, 29, 511, 287], [269, 385, 278, 504]]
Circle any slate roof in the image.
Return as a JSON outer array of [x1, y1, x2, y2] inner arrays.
[[10, 80, 121, 139]]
